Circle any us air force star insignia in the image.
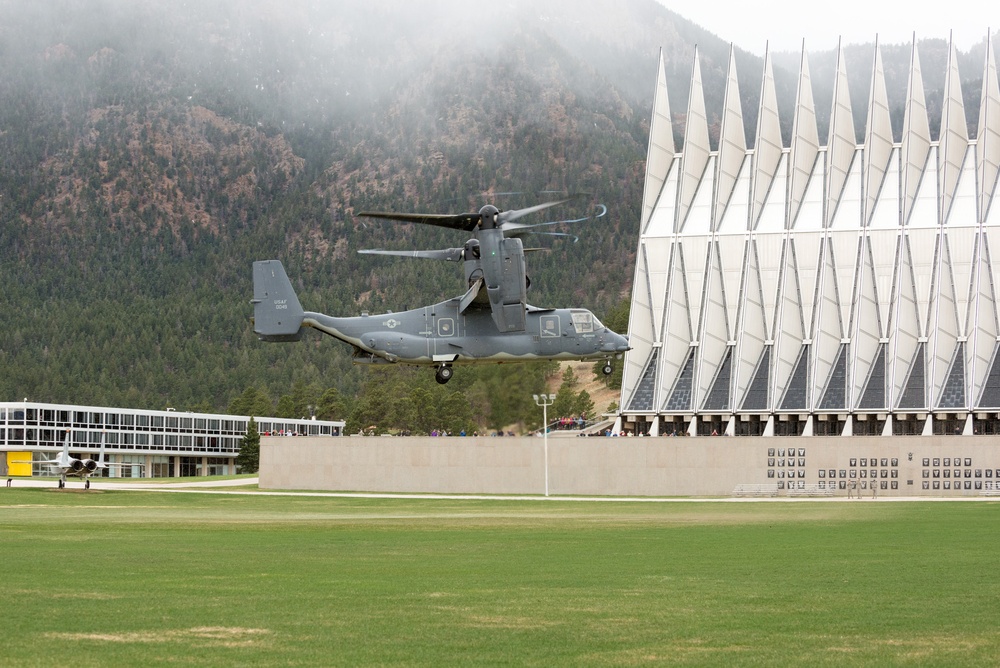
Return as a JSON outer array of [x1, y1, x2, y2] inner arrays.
[[384, 319, 399, 328]]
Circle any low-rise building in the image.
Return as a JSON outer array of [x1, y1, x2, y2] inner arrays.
[[0, 401, 345, 478]]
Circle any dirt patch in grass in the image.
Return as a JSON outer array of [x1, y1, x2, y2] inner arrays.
[[11, 588, 121, 600], [46, 627, 272, 648], [463, 614, 560, 630]]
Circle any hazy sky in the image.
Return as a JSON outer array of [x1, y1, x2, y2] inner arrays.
[[658, 0, 992, 53]]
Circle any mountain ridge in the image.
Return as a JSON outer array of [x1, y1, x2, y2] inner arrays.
[[0, 0, 992, 418]]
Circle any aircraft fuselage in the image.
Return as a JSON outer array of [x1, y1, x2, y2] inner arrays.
[[303, 297, 628, 366]]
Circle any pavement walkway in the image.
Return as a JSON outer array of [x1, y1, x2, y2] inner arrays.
[[3, 476, 999, 502]]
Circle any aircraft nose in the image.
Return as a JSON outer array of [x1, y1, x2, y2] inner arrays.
[[602, 333, 631, 353]]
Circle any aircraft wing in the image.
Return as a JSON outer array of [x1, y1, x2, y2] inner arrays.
[[458, 277, 485, 313], [11, 458, 60, 467], [9, 459, 143, 471]]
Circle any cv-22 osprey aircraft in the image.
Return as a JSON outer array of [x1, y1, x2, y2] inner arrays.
[[252, 196, 629, 384]]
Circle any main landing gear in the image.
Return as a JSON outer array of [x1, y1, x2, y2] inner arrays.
[[435, 364, 454, 385]]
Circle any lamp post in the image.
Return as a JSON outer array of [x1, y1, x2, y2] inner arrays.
[[533, 393, 556, 497]]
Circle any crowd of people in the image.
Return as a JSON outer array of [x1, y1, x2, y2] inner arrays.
[[355, 428, 518, 437], [552, 415, 587, 430]]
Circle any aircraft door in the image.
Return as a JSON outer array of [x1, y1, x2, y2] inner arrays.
[[427, 305, 461, 363]]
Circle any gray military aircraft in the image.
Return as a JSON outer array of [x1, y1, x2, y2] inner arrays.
[[16, 430, 140, 489], [252, 197, 628, 384]]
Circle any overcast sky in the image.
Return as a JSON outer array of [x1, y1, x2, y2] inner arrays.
[[658, 0, 992, 53]]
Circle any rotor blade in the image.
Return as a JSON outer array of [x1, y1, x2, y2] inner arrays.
[[502, 204, 605, 240], [356, 211, 481, 232], [497, 193, 588, 223], [524, 203, 608, 228], [534, 232, 581, 243], [358, 247, 465, 262]]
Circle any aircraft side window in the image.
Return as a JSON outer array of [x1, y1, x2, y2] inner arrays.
[[570, 311, 593, 333]]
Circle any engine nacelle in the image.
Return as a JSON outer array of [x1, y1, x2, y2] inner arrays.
[[82, 459, 99, 473], [69, 460, 85, 472]]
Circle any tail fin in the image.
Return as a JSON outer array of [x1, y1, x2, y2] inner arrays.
[[58, 429, 71, 466], [98, 431, 106, 466], [252, 260, 306, 342]]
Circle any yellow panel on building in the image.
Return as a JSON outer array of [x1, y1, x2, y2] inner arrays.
[[7, 452, 33, 477]]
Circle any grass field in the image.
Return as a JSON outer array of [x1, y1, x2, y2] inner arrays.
[[1, 489, 999, 666]]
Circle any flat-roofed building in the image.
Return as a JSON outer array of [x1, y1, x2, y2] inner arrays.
[[0, 401, 345, 478]]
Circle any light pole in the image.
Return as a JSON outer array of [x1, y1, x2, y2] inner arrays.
[[533, 393, 556, 497]]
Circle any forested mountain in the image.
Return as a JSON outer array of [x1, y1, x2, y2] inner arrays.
[[0, 0, 992, 427]]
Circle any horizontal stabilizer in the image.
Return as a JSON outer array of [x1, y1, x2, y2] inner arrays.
[[252, 260, 305, 342]]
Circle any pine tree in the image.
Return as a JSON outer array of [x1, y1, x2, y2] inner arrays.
[[574, 390, 595, 422], [236, 417, 260, 474], [316, 387, 347, 421]]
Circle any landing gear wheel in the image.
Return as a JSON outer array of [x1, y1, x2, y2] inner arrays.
[[602, 363, 613, 376], [435, 365, 454, 384], [85, 480, 90, 490]]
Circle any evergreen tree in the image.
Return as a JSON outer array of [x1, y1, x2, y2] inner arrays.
[[275, 394, 297, 418], [316, 387, 347, 421], [289, 380, 322, 418], [574, 389, 595, 421], [439, 390, 475, 434], [229, 386, 274, 417], [409, 386, 436, 434], [551, 368, 579, 418], [236, 417, 260, 474], [346, 380, 392, 434]]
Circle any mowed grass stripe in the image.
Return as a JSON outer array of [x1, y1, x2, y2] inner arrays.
[[1, 489, 998, 666]]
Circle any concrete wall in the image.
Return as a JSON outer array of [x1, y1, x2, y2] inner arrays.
[[260, 435, 1000, 497]]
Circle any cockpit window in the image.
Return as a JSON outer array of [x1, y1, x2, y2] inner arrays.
[[570, 310, 594, 333]]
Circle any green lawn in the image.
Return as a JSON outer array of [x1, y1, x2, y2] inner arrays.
[[1, 490, 998, 666]]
